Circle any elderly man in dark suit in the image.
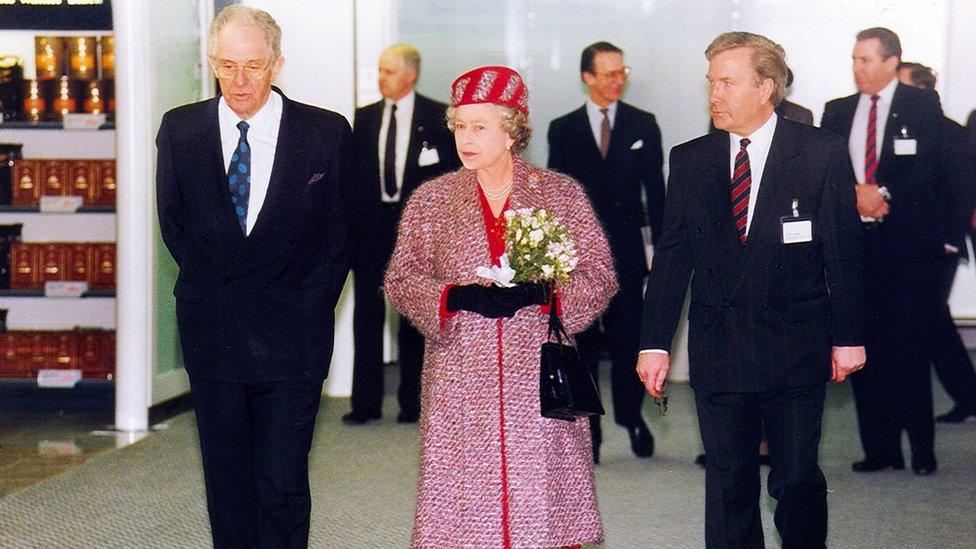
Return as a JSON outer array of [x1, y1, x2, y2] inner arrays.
[[343, 44, 459, 425], [156, 6, 352, 547], [638, 32, 865, 547], [547, 41, 665, 462], [822, 27, 948, 475]]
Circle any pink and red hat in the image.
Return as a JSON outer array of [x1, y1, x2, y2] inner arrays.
[[450, 66, 528, 115]]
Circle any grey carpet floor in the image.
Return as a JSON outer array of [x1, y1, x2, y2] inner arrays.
[[0, 379, 974, 548]]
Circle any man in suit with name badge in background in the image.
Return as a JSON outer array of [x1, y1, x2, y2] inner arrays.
[[637, 32, 866, 547], [156, 6, 353, 547], [548, 41, 666, 462], [822, 27, 948, 475], [343, 44, 460, 425]]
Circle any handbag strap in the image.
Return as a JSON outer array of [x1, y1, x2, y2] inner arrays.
[[547, 288, 571, 345]]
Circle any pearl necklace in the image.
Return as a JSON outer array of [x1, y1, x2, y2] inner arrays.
[[479, 175, 513, 201]]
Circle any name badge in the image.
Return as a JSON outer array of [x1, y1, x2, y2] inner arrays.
[[781, 198, 812, 244], [894, 138, 917, 156], [418, 145, 440, 167]]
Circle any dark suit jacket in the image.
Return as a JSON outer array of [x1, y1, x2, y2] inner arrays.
[[547, 101, 665, 283], [351, 93, 459, 266], [821, 83, 948, 266], [156, 88, 354, 382], [777, 99, 814, 126], [640, 118, 865, 392], [941, 117, 975, 257]]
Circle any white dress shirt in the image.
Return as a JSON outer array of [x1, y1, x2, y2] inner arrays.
[[585, 99, 617, 147], [729, 111, 778, 236], [848, 77, 897, 184], [218, 90, 282, 236], [378, 90, 415, 202], [641, 111, 778, 356]]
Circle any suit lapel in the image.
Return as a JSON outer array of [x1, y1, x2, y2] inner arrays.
[[237, 92, 308, 259], [402, 97, 427, 192], [706, 131, 742, 254], [571, 106, 602, 162], [607, 102, 631, 160], [195, 97, 246, 250], [879, 83, 906, 168], [732, 118, 798, 289], [836, 95, 858, 141]]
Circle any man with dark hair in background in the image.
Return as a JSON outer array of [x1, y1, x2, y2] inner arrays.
[[822, 27, 948, 475], [548, 41, 666, 463], [343, 44, 460, 425]]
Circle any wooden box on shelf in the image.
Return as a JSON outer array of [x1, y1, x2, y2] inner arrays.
[[8, 242, 116, 290], [9, 159, 116, 206], [0, 330, 115, 381]]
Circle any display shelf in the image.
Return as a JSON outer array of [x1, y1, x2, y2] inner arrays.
[[0, 205, 115, 213], [0, 289, 115, 298], [0, 121, 115, 130], [0, 379, 112, 387]]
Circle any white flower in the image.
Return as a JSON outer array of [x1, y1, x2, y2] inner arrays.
[[475, 253, 517, 287], [529, 229, 544, 243], [541, 265, 555, 277]]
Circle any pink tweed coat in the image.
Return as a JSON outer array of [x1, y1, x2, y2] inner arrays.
[[384, 155, 619, 548]]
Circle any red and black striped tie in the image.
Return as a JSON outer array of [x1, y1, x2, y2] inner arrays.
[[731, 138, 752, 244], [864, 94, 880, 185]]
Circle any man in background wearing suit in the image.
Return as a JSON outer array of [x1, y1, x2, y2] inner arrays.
[[548, 41, 665, 462], [156, 6, 352, 547], [822, 28, 947, 475], [343, 44, 460, 425], [637, 32, 865, 547], [897, 62, 976, 424]]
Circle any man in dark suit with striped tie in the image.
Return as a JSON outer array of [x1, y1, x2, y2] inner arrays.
[[822, 27, 948, 475], [638, 32, 865, 547], [548, 41, 666, 462]]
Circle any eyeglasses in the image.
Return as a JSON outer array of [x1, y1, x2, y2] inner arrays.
[[211, 58, 272, 80], [593, 66, 631, 80]]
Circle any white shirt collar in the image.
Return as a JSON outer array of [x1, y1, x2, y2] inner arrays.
[[586, 99, 617, 122], [385, 90, 416, 114], [730, 110, 777, 149], [861, 76, 898, 105], [218, 89, 283, 139]]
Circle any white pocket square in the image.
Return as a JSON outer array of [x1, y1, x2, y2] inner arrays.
[[418, 147, 440, 167], [630, 140, 644, 150]]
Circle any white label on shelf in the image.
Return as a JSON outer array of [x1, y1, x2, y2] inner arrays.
[[37, 369, 82, 388], [62, 113, 108, 130], [39, 195, 84, 213], [45, 281, 89, 298]]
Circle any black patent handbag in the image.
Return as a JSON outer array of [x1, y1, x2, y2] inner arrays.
[[539, 294, 605, 421]]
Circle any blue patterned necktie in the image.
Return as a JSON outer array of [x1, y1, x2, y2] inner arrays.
[[227, 120, 250, 234]]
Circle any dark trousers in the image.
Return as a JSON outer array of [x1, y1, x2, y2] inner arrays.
[[189, 376, 324, 549], [695, 384, 828, 549], [577, 275, 645, 428], [351, 203, 424, 416], [930, 254, 976, 412]]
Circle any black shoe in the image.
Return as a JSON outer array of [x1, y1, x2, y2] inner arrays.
[[627, 420, 654, 458], [341, 410, 381, 425], [590, 417, 602, 465], [396, 409, 420, 424], [694, 453, 706, 467], [851, 458, 905, 472], [912, 459, 937, 476], [935, 406, 976, 423]]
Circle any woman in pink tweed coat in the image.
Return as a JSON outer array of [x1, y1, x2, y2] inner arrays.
[[384, 66, 618, 549]]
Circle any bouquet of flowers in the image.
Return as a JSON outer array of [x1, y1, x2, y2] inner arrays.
[[505, 207, 578, 283]]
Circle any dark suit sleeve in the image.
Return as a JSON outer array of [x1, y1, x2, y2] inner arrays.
[[820, 138, 865, 346], [639, 146, 693, 351], [323, 117, 355, 306], [547, 120, 567, 173], [642, 114, 667, 244], [155, 114, 186, 267]]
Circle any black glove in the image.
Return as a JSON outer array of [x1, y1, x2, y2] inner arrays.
[[446, 282, 551, 318]]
